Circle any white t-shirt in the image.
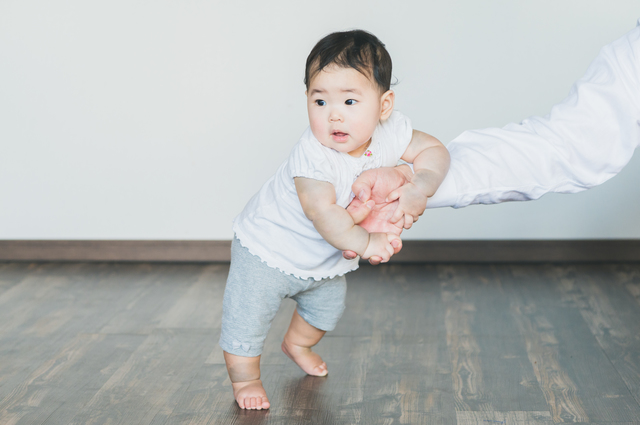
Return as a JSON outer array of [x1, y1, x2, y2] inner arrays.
[[233, 110, 413, 280], [428, 20, 640, 209]]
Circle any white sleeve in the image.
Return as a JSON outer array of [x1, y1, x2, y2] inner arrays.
[[392, 111, 414, 160], [428, 20, 640, 209], [378, 110, 413, 161], [287, 131, 337, 185]]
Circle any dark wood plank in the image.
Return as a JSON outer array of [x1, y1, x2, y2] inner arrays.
[[98, 264, 205, 335], [505, 264, 640, 423], [438, 264, 549, 413], [1, 262, 640, 424], [0, 262, 32, 289], [355, 265, 456, 425], [16, 334, 145, 425], [456, 410, 553, 424], [0, 263, 220, 425], [0, 333, 145, 425], [66, 328, 218, 425], [551, 265, 640, 408], [157, 264, 228, 330], [0, 263, 124, 407], [0, 262, 92, 336]]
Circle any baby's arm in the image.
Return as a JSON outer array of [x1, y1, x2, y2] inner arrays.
[[387, 130, 450, 229], [295, 177, 398, 262]]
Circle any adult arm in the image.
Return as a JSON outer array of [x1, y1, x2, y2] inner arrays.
[[428, 20, 640, 209], [344, 21, 640, 261]]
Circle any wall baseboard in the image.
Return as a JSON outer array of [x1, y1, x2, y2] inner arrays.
[[1, 240, 640, 263]]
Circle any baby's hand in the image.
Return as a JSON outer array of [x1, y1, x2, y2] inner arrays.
[[386, 182, 428, 229], [362, 233, 401, 263]]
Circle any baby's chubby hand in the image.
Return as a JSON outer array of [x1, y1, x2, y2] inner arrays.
[[361, 233, 402, 264], [385, 181, 428, 230]]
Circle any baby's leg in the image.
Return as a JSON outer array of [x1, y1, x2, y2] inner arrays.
[[223, 352, 269, 410], [283, 274, 347, 376], [220, 237, 290, 410], [281, 309, 328, 376]]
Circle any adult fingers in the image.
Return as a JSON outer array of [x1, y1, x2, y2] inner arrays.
[[351, 171, 376, 202], [386, 242, 395, 258], [392, 238, 403, 255], [387, 234, 403, 256], [380, 249, 391, 263], [385, 188, 401, 203], [343, 250, 358, 260], [346, 199, 374, 225], [390, 206, 404, 224], [403, 214, 414, 229]]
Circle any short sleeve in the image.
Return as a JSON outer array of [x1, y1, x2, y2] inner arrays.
[[379, 110, 414, 160], [286, 128, 337, 185]]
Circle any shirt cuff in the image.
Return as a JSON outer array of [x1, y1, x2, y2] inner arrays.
[[426, 171, 458, 209]]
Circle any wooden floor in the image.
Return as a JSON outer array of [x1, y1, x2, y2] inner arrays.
[[1, 263, 640, 425]]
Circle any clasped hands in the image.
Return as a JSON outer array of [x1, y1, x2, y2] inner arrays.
[[344, 164, 425, 265]]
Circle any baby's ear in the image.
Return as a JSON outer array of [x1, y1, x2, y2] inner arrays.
[[380, 90, 395, 120]]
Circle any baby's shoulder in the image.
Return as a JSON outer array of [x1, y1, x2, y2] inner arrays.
[[377, 110, 413, 145], [378, 110, 411, 133], [291, 128, 345, 164], [285, 127, 341, 183]]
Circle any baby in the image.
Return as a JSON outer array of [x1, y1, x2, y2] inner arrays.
[[220, 29, 450, 410]]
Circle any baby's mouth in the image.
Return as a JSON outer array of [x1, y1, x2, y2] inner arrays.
[[331, 131, 349, 142]]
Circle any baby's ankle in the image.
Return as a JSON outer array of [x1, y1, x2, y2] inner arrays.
[[282, 338, 305, 353], [223, 351, 261, 383], [282, 333, 316, 351], [227, 366, 260, 384], [232, 378, 262, 387]]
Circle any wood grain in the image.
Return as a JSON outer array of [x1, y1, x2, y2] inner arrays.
[[0, 262, 640, 424], [456, 410, 553, 425], [439, 265, 549, 413], [507, 265, 640, 423], [553, 265, 640, 411]]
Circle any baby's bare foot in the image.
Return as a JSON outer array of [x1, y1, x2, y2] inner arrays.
[[281, 340, 328, 376], [232, 379, 270, 410]]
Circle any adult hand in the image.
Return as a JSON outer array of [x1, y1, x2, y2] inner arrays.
[[345, 165, 414, 264]]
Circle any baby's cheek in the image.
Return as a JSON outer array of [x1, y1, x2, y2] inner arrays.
[[309, 120, 325, 140], [356, 119, 377, 143]]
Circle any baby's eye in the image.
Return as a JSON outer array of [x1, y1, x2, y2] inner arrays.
[[345, 99, 357, 105], [315, 99, 326, 106]]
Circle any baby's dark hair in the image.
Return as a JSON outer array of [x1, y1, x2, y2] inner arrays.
[[304, 30, 392, 93]]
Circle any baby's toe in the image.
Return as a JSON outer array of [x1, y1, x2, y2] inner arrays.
[[262, 397, 270, 409], [314, 363, 328, 376], [237, 397, 246, 409]]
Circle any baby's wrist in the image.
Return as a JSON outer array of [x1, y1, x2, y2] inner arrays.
[[396, 164, 414, 183], [410, 170, 437, 198], [362, 232, 386, 258], [354, 229, 370, 257]]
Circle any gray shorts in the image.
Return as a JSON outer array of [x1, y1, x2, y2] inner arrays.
[[219, 236, 347, 357]]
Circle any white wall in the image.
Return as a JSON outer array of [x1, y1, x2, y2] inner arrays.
[[1, 0, 639, 240]]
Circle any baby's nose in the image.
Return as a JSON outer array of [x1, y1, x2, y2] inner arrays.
[[329, 110, 342, 122]]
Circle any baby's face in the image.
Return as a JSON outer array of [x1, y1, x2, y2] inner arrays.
[[307, 66, 388, 157]]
